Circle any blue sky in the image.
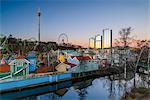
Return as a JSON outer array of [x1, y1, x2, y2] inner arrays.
[[0, 0, 149, 47]]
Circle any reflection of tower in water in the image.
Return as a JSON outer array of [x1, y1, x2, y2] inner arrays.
[[108, 76, 116, 100], [38, 93, 59, 100], [78, 89, 87, 100], [51, 93, 59, 100], [73, 79, 94, 100]]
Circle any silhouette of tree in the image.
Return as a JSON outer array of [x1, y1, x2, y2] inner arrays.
[[115, 27, 133, 48]]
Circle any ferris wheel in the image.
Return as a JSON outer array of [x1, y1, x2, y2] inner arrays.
[[58, 33, 68, 44]]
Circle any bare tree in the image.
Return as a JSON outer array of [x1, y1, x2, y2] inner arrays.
[[114, 27, 134, 81], [115, 27, 133, 48]]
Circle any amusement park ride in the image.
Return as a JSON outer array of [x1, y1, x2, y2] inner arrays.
[[0, 8, 149, 97], [58, 33, 68, 45]]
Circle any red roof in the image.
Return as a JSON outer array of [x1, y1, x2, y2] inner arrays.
[[35, 66, 54, 73], [15, 56, 25, 59], [71, 56, 92, 61], [0, 64, 10, 72], [64, 62, 77, 67]]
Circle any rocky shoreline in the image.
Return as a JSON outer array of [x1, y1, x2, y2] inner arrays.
[[121, 87, 150, 100]]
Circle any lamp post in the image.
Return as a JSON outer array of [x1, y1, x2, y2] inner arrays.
[[37, 8, 41, 44], [148, 47, 150, 88]]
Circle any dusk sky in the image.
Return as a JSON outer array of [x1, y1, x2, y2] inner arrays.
[[0, 0, 149, 47]]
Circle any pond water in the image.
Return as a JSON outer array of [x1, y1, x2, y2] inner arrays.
[[35, 78, 131, 100], [1, 73, 148, 100]]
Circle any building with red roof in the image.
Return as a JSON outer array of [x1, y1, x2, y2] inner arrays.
[[67, 55, 99, 72], [64, 62, 77, 67], [0, 64, 10, 73], [71, 56, 92, 61], [67, 56, 92, 65]]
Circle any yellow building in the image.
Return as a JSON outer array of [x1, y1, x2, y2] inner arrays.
[[58, 54, 66, 63]]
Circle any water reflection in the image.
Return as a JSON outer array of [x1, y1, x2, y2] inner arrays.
[[1, 72, 149, 100]]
